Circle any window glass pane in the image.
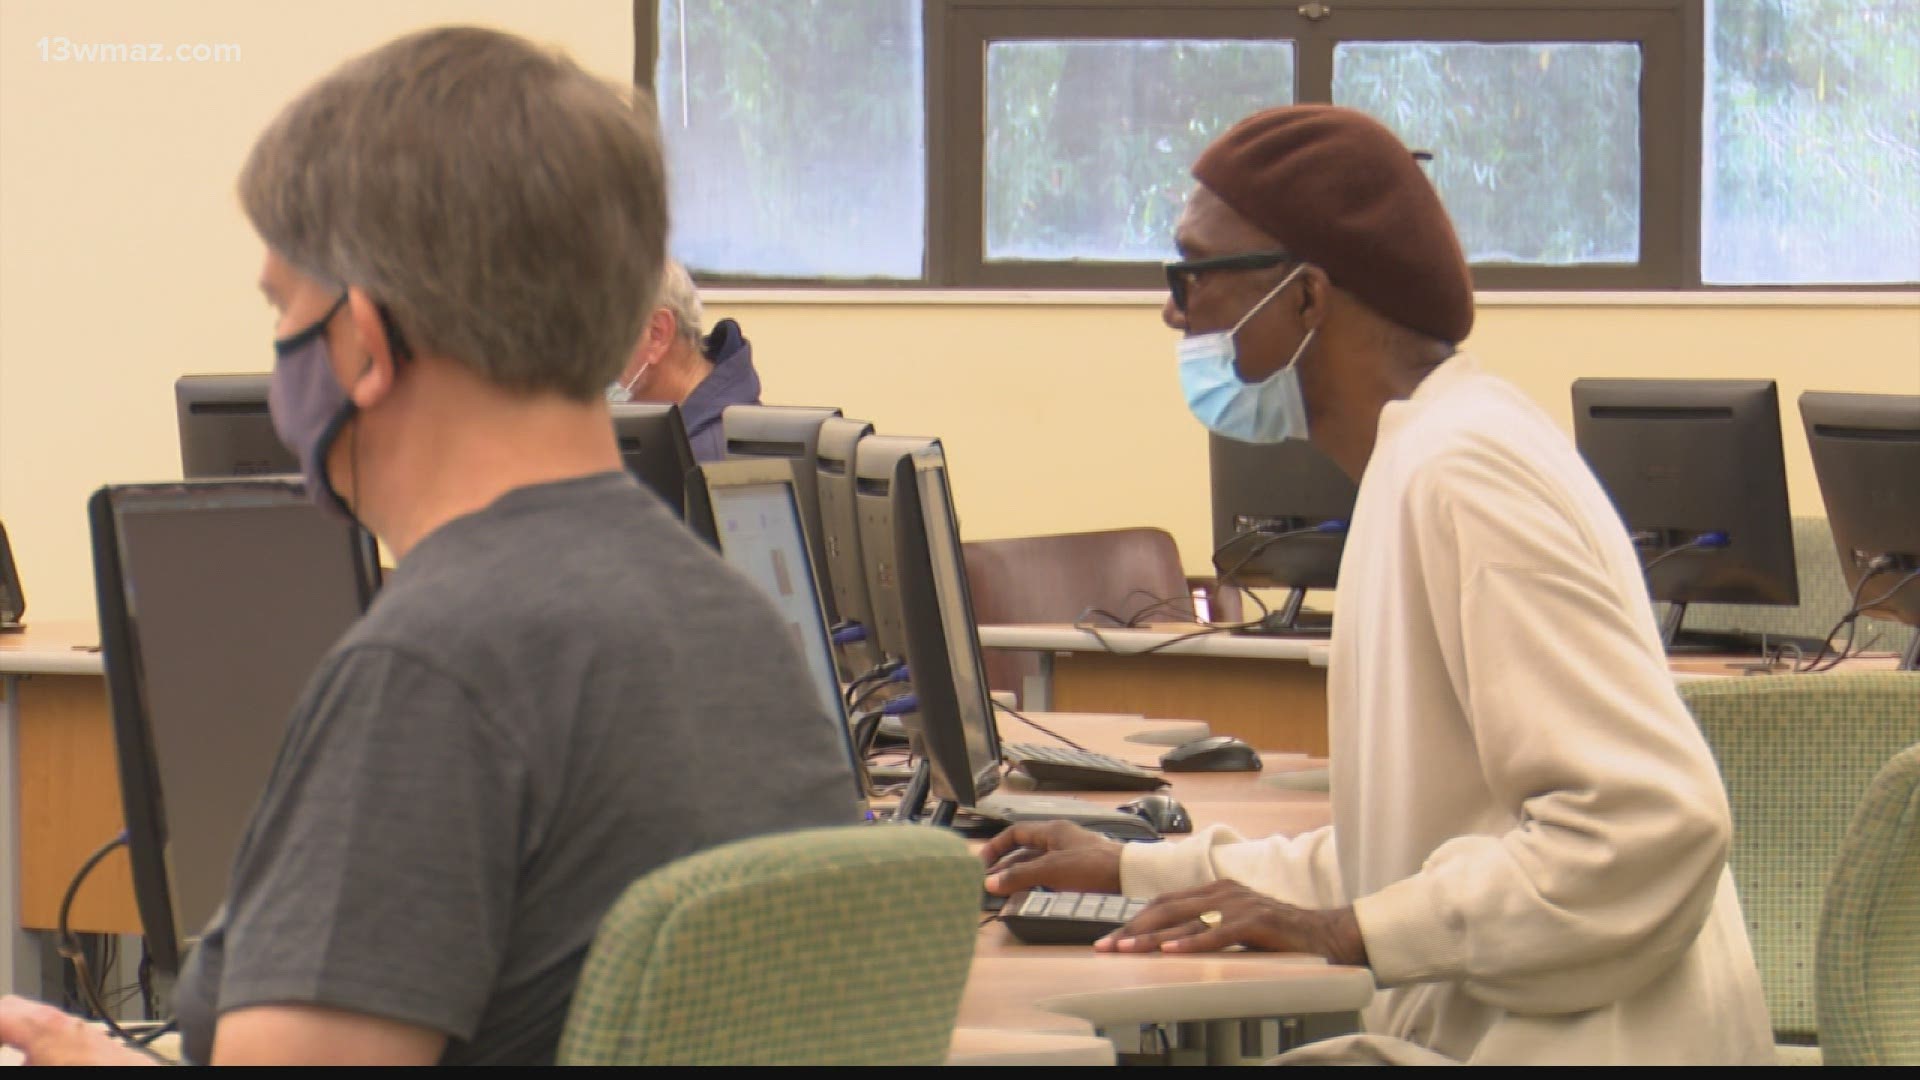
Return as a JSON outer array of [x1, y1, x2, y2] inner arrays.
[[1335, 42, 1642, 266], [656, 0, 924, 278], [985, 40, 1295, 263], [1704, 1, 1920, 284]]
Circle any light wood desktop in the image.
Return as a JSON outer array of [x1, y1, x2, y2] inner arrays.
[[978, 624, 1332, 755], [950, 710, 1362, 1064]]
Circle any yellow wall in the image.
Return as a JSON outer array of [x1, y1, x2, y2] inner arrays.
[[3, 3, 1918, 623], [719, 295, 1919, 578]]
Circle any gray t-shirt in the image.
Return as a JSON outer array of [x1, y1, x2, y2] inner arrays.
[[173, 471, 862, 1064]]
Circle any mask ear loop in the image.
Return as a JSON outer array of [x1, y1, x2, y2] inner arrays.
[[346, 301, 412, 528]]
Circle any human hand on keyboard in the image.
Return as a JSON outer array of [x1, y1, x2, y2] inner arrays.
[[0, 996, 162, 1066], [980, 820, 1124, 899], [1090, 879, 1368, 965]]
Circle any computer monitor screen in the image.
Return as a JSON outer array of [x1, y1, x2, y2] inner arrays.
[[0, 519, 23, 630], [853, 435, 939, 664], [697, 459, 868, 803], [814, 416, 877, 636], [175, 374, 297, 478], [892, 443, 1003, 817], [1799, 391, 1920, 668], [1572, 377, 1799, 647], [88, 479, 379, 976], [1208, 434, 1356, 632], [610, 402, 702, 533], [722, 405, 844, 624]]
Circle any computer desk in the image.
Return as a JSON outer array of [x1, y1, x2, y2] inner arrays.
[[978, 624, 1332, 755], [949, 710, 1367, 1065], [0, 620, 132, 997], [980, 623, 1915, 759]]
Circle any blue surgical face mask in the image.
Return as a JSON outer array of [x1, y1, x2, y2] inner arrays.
[[605, 362, 649, 404], [267, 292, 360, 520], [1177, 264, 1318, 444]]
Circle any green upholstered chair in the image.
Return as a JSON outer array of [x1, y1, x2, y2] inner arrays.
[[558, 824, 982, 1066], [1677, 673, 1920, 1061], [1816, 743, 1920, 1066]]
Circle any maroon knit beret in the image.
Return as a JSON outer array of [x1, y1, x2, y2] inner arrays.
[[1192, 105, 1475, 344]]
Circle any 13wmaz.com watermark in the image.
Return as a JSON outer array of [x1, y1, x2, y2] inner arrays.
[[36, 37, 241, 63]]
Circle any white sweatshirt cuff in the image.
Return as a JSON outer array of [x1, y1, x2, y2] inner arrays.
[[1352, 874, 1463, 987], [1118, 824, 1245, 898]]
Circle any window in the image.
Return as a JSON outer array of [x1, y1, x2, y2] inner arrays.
[[1703, 0, 1920, 284], [985, 39, 1296, 264], [636, 1, 1919, 289], [1333, 41, 1643, 267], [652, 0, 925, 279]]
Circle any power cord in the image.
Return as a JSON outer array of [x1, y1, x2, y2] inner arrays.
[[1798, 565, 1919, 673], [992, 701, 1162, 771], [58, 833, 133, 1040], [843, 659, 904, 709], [1642, 530, 1731, 572], [1048, 524, 1349, 660]]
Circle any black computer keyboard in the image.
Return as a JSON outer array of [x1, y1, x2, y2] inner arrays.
[[1002, 742, 1167, 792], [998, 889, 1151, 945]]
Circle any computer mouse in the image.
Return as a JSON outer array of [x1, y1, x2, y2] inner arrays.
[[1115, 793, 1192, 834], [1159, 735, 1263, 773]]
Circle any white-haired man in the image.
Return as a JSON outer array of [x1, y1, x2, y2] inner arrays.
[[607, 258, 761, 461]]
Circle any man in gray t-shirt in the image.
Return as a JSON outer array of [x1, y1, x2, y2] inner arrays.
[[172, 472, 860, 1064], [0, 27, 865, 1068]]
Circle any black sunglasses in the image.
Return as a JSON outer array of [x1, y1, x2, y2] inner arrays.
[[1163, 249, 1294, 313]]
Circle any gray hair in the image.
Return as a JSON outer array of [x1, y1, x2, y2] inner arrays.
[[653, 259, 704, 347], [238, 26, 667, 400]]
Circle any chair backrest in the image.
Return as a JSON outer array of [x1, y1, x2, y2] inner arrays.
[[1817, 742, 1920, 1066], [558, 824, 981, 1066], [1677, 672, 1920, 1043], [962, 527, 1197, 701], [1672, 516, 1917, 654]]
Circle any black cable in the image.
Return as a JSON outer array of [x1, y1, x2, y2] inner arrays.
[[1798, 567, 1918, 673], [134, 1019, 178, 1048], [848, 679, 906, 716], [1642, 531, 1730, 573], [1212, 523, 1338, 593], [1071, 620, 1238, 656], [991, 701, 1164, 771], [843, 660, 903, 708], [58, 833, 133, 1040]]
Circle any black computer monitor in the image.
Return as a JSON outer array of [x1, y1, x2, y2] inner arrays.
[[1208, 434, 1356, 634], [853, 434, 940, 665], [175, 374, 297, 478], [890, 443, 1003, 825], [721, 405, 844, 623], [0, 519, 23, 631], [815, 417, 877, 633], [88, 479, 380, 977], [1572, 377, 1799, 651], [610, 402, 705, 537], [694, 458, 871, 805], [1799, 391, 1920, 670]]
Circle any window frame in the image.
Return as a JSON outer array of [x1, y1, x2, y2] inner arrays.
[[636, 0, 1912, 292]]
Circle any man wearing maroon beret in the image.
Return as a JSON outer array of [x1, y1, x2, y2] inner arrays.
[[984, 105, 1772, 1065]]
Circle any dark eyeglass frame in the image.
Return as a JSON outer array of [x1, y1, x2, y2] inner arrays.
[[1163, 249, 1294, 313]]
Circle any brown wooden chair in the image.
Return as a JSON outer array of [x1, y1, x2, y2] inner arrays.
[[962, 527, 1241, 705]]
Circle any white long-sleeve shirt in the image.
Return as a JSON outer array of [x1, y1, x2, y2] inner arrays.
[[1124, 356, 1773, 1064]]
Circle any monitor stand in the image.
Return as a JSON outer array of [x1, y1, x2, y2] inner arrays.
[[1660, 603, 1830, 659], [1232, 587, 1332, 637], [890, 759, 935, 824]]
